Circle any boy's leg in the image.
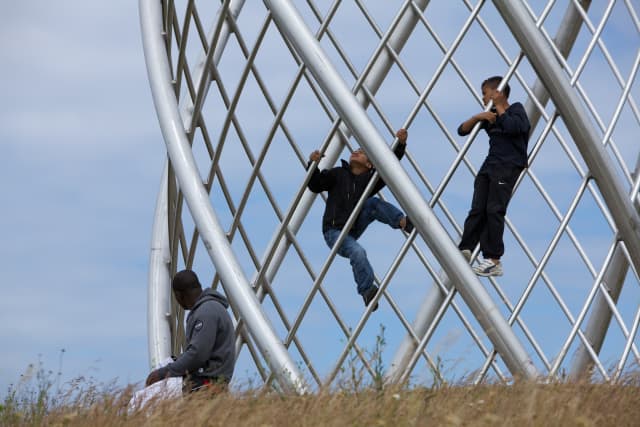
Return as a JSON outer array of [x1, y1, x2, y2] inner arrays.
[[480, 165, 522, 260], [458, 169, 490, 251], [324, 229, 374, 295], [351, 197, 405, 239]]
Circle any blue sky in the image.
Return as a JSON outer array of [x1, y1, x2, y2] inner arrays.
[[1, 0, 638, 394], [1, 2, 164, 392]]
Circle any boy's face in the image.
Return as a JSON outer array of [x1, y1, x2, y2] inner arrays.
[[482, 84, 498, 107], [350, 148, 372, 169], [173, 289, 191, 310]]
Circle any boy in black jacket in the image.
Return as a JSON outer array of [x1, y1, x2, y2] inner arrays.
[[307, 129, 412, 311], [458, 76, 530, 277]]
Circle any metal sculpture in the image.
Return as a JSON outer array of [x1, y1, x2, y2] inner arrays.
[[140, 0, 640, 392]]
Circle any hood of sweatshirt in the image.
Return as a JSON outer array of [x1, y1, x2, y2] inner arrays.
[[192, 288, 230, 311]]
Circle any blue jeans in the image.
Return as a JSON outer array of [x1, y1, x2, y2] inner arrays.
[[323, 197, 405, 295]]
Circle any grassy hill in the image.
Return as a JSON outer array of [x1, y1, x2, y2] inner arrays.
[[3, 374, 639, 426]]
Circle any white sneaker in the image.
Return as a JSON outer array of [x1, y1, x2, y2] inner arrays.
[[473, 258, 503, 277], [461, 249, 472, 262]]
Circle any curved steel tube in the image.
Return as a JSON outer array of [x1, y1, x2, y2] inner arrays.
[[145, 0, 246, 371], [492, 0, 640, 275], [147, 164, 173, 369], [140, 0, 307, 393]]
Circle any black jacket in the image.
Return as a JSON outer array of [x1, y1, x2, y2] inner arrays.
[[307, 144, 406, 233], [458, 102, 530, 168]]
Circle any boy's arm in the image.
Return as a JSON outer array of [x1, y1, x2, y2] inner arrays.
[[392, 128, 407, 160], [495, 102, 530, 135], [457, 112, 495, 136], [149, 307, 219, 383], [307, 150, 335, 193], [372, 128, 408, 193]]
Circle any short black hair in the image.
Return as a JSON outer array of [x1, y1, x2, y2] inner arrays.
[[482, 75, 510, 98], [172, 269, 202, 292]]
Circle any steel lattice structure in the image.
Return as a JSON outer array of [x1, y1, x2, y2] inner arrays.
[[140, 0, 640, 393]]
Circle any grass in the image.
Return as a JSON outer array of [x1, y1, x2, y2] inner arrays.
[[3, 342, 639, 426], [3, 368, 640, 426]]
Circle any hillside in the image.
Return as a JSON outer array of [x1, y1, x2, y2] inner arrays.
[[3, 378, 639, 426]]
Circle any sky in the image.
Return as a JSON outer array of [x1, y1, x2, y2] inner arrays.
[[1, 0, 638, 395], [1, 2, 164, 392]]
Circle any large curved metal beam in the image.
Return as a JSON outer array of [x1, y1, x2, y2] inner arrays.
[[521, 0, 640, 379], [570, 153, 640, 379], [492, 0, 640, 275], [147, 163, 173, 368], [146, 0, 247, 370], [140, 0, 307, 393], [525, 0, 591, 130], [263, 0, 537, 379]]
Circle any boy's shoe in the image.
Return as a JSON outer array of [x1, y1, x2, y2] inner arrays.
[[403, 216, 414, 234], [362, 285, 379, 312], [461, 249, 472, 262], [473, 258, 503, 277]]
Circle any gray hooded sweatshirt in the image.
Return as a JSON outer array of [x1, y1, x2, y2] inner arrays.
[[157, 288, 235, 381]]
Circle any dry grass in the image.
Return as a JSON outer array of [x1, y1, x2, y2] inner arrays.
[[3, 378, 640, 426]]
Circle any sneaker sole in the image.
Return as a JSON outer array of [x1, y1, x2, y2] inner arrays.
[[474, 269, 503, 277]]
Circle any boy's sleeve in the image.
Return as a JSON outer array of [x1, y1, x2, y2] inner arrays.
[[156, 307, 219, 378], [457, 123, 470, 136], [458, 119, 487, 136], [496, 103, 530, 135], [371, 142, 407, 194], [393, 142, 406, 160], [307, 163, 335, 193]]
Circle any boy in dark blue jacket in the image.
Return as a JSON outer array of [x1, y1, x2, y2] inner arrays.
[[458, 76, 530, 277], [307, 129, 412, 311]]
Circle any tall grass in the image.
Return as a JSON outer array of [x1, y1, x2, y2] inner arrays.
[[3, 376, 640, 426], [3, 355, 640, 426]]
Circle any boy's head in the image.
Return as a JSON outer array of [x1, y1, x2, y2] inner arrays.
[[481, 76, 510, 106], [172, 269, 203, 310], [349, 148, 373, 170]]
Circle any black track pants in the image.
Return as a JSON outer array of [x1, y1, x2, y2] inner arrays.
[[458, 163, 522, 259]]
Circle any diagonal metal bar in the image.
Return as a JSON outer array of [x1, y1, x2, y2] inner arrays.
[[264, 0, 537, 379], [307, 6, 513, 381], [550, 240, 619, 376], [213, 3, 377, 381], [208, 0, 442, 382], [253, 0, 435, 323]]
